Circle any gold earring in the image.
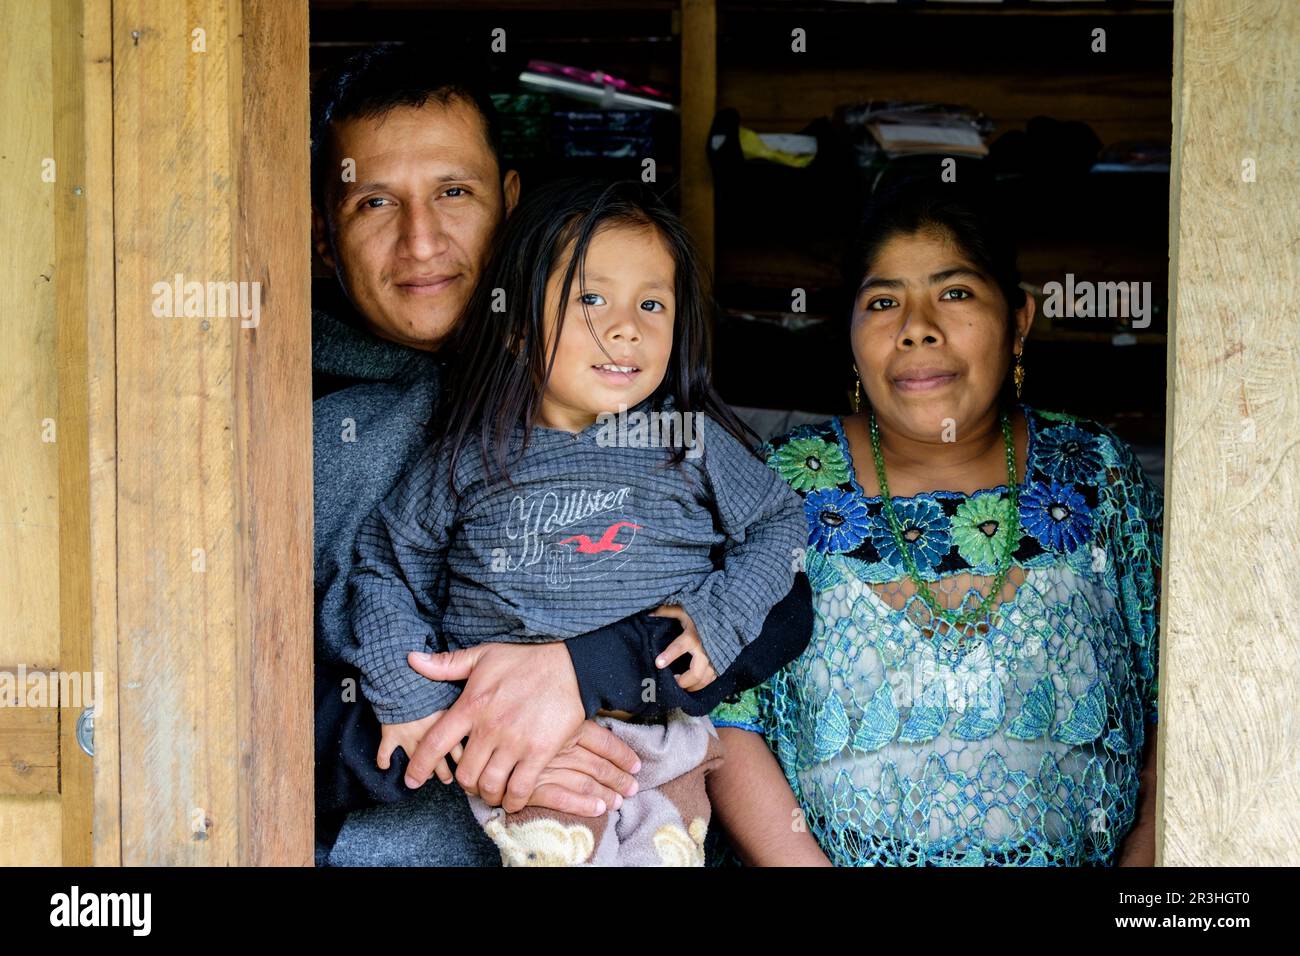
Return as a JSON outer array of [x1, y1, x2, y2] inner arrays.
[[1013, 342, 1025, 399], [853, 366, 862, 412]]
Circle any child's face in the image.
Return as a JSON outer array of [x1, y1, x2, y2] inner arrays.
[[537, 223, 676, 432]]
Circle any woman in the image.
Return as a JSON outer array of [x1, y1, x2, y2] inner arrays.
[[708, 180, 1162, 867]]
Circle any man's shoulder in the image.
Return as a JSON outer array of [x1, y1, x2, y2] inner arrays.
[[313, 377, 440, 524], [313, 376, 438, 439]]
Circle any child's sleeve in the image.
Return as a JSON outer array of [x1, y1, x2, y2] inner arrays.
[[344, 442, 461, 725], [565, 572, 813, 720], [672, 416, 807, 675]]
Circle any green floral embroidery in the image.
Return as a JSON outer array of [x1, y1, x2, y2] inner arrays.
[[712, 687, 762, 733], [770, 436, 850, 492], [1036, 408, 1079, 423], [951, 492, 1018, 567]]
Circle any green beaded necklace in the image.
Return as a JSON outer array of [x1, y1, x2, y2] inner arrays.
[[867, 408, 1021, 630]]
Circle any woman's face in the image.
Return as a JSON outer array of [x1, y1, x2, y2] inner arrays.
[[850, 228, 1033, 441]]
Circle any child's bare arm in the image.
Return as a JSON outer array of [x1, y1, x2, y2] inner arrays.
[[708, 726, 831, 867]]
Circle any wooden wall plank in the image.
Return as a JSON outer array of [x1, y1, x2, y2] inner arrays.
[[0, 0, 62, 867], [113, 0, 312, 865], [0, 670, 60, 797], [1162, 0, 1300, 865], [0, 796, 61, 866], [0, 0, 60, 670], [114, 0, 240, 865], [73, 0, 123, 871], [52, 0, 115, 870], [233, 0, 314, 867]]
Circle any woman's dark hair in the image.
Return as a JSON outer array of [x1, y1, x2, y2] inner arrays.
[[435, 177, 759, 485], [310, 42, 506, 213], [841, 177, 1027, 405]]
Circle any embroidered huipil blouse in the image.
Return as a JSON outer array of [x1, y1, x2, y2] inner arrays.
[[711, 406, 1162, 866]]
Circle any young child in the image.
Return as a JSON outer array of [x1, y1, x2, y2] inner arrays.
[[345, 178, 806, 866]]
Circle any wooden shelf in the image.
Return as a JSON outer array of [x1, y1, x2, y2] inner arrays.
[[312, 0, 678, 11], [308, 0, 1172, 364], [723, 1, 1172, 17]]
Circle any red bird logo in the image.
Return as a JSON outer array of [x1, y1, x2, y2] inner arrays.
[[558, 521, 643, 554]]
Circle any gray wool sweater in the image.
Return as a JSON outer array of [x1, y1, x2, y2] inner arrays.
[[312, 304, 502, 867], [347, 406, 806, 725]]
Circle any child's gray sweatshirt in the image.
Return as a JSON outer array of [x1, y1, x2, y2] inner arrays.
[[346, 406, 806, 724]]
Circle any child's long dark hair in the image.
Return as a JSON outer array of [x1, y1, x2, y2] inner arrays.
[[435, 177, 758, 486]]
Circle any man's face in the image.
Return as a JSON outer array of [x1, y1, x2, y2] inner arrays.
[[314, 97, 520, 351]]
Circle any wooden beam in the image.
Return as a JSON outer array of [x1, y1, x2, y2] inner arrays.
[[1161, 0, 1300, 865], [52, 0, 116, 869], [233, 0, 315, 868], [680, 0, 717, 279]]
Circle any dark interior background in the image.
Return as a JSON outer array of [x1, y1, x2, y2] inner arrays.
[[309, 0, 1173, 484]]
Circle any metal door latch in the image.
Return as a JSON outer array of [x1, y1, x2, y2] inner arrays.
[[76, 708, 94, 757]]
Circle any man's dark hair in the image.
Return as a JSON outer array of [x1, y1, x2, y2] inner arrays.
[[310, 42, 507, 212]]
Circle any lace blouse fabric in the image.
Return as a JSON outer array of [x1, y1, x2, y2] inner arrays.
[[711, 406, 1162, 866]]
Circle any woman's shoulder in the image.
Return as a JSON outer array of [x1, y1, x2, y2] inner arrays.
[[764, 416, 843, 452], [1023, 405, 1150, 487], [758, 417, 852, 497]]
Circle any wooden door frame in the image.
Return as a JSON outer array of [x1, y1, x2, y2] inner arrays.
[[1158, 0, 1300, 865], [54, 0, 1296, 866], [69, 0, 314, 865], [52, 0, 116, 868]]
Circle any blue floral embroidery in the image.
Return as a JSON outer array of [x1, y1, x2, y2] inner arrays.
[[852, 678, 900, 752], [1035, 424, 1105, 484], [898, 678, 948, 743], [1006, 675, 1055, 740], [1020, 480, 1093, 553], [1053, 679, 1108, 745], [806, 487, 872, 553], [868, 497, 951, 572], [813, 689, 853, 761]]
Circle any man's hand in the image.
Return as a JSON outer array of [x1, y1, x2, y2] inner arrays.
[[648, 605, 717, 691], [403, 643, 642, 814], [376, 710, 463, 785], [521, 720, 644, 817]]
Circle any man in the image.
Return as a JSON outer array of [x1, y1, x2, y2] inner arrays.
[[311, 44, 811, 866]]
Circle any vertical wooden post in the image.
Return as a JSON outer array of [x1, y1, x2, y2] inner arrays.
[[680, 0, 717, 279], [112, 0, 312, 865], [52, 0, 116, 868], [1162, 0, 1300, 865]]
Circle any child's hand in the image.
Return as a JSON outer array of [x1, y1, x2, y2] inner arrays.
[[648, 605, 717, 691], [377, 710, 465, 786]]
